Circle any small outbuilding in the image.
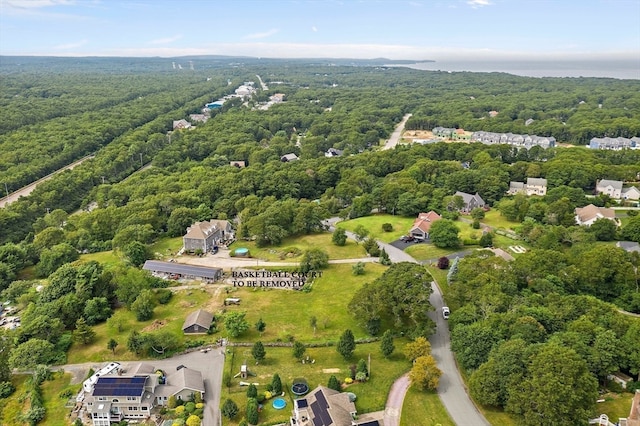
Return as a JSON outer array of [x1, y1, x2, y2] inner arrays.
[[182, 309, 214, 334]]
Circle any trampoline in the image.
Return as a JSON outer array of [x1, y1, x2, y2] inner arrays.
[[291, 379, 309, 396], [272, 398, 287, 410], [235, 247, 249, 256]]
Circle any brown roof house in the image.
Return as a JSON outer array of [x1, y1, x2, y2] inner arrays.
[[183, 220, 233, 253], [182, 309, 213, 334], [574, 204, 619, 227], [291, 385, 382, 426], [409, 211, 442, 241]]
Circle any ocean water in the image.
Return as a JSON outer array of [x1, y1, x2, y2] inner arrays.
[[400, 60, 640, 80]]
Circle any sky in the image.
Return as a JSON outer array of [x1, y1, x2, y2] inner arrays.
[[1, 0, 639, 61]]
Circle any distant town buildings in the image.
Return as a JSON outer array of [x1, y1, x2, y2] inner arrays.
[[589, 136, 639, 150], [470, 131, 556, 149]]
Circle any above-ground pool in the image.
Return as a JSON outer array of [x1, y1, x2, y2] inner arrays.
[[234, 247, 249, 256], [272, 398, 287, 410]]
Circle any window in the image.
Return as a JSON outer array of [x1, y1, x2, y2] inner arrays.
[[127, 396, 136, 401], [128, 406, 138, 411], [142, 406, 148, 411]]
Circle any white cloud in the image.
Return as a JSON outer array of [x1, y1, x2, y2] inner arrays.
[[312, 26, 317, 32], [243, 28, 279, 40], [4, 0, 76, 8], [148, 35, 183, 45], [467, 0, 492, 7], [54, 39, 88, 50]]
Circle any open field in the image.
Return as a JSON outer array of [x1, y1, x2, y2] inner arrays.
[[336, 214, 415, 243], [227, 233, 368, 261], [0, 375, 30, 426], [400, 387, 455, 426]]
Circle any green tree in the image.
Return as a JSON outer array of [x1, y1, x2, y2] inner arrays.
[[292, 341, 306, 361], [246, 383, 258, 398], [35, 242, 79, 277], [379, 248, 391, 265], [332, 227, 347, 246], [409, 355, 442, 391], [589, 217, 618, 241], [337, 329, 356, 359], [252, 341, 266, 363], [221, 398, 239, 420], [271, 373, 282, 395], [353, 225, 369, 244], [0, 329, 13, 382], [9, 339, 56, 370], [224, 312, 250, 337], [122, 241, 150, 267], [83, 297, 112, 325], [352, 261, 365, 275], [246, 397, 259, 425], [310, 316, 317, 334], [255, 318, 266, 335], [362, 237, 380, 256], [299, 247, 329, 273], [73, 317, 96, 345], [479, 232, 493, 247], [507, 343, 598, 425], [451, 321, 501, 370], [131, 289, 156, 321], [470, 207, 485, 220], [107, 338, 118, 355], [327, 375, 341, 392], [127, 330, 146, 355], [380, 329, 395, 358], [429, 219, 461, 249]]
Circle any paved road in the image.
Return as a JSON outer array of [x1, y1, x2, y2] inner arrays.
[[0, 154, 94, 208], [382, 113, 412, 150], [383, 373, 410, 426], [55, 350, 225, 426]]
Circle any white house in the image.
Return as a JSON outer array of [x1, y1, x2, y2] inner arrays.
[[622, 186, 640, 201], [596, 179, 624, 199], [574, 204, 619, 227]]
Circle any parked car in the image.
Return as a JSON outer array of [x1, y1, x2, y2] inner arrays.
[[442, 307, 450, 320]]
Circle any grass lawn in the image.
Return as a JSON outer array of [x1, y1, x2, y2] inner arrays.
[[596, 392, 636, 420], [41, 371, 82, 425], [336, 214, 415, 243], [480, 406, 519, 426], [67, 287, 219, 364], [480, 209, 521, 231], [220, 342, 411, 426], [222, 263, 388, 344], [150, 236, 185, 258], [400, 387, 455, 426], [79, 250, 122, 268], [1, 374, 30, 426], [228, 233, 367, 261], [404, 244, 459, 262]]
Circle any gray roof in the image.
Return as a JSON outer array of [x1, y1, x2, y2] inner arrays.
[[143, 260, 222, 279], [183, 309, 214, 331], [617, 241, 640, 253], [598, 179, 624, 191], [526, 177, 547, 187]]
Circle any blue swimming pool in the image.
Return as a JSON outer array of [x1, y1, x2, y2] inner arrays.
[[235, 247, 249, 256], [272, 397, 286, 410]]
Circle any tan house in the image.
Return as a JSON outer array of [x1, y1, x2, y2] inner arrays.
[[574, 204, 619, 227], [183, 220, 233, 253], [409, 211, 442, 240]]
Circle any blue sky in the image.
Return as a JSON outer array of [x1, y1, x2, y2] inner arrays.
[[1, 0, 639, 60]]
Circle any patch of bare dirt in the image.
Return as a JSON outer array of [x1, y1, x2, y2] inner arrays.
[[142, 319, 167, 332]]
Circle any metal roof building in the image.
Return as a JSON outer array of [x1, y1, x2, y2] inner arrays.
[[142, 260, 222, 281]]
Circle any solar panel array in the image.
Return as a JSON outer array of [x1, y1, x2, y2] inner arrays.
[[311, 391, 333, 426], [92, 376, 146, 397], [359, 421, 380, 426]]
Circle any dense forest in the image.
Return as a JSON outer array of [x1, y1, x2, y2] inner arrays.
[[0, 57, 639, 425]]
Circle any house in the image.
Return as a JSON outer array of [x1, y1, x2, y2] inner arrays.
[[617, 241, 640, 253], [290, 385, 382, 426], [525, 178, 547, 196], [182, 309, 214, 334], [453, 191, 486, 213], [589, 136, 638, 150], [230, 161, 246, 168], [189, 114, 208, 123], [507, 181, 526, 195], [596, 179, 624, 199], [83, 362, 204, 426], [622, 186, 640, 201], [281, 153, 299, 162], [143, 260, 223, 282], [409, 211, 442, 240], [607, 372, 634, 389], [324, 148, 343, 158], [172, 119, 192, 130], [270, 93, 285, 103], [183, 220, 234, 253], [470, 131, 555, 149], [574, 204, 619, 226]]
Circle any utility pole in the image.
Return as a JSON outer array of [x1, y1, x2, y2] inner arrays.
[[140, 153, 143, 168], [3, 183, 8, 198]]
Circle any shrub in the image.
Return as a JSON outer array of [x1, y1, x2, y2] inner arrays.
[[186, 414, 201, 426], [437, 257, 449, 269], [355, 371, 368, 382], [472, 219, 480, 229], [352, 262, 365, 276], [264, 390, 272, 399], [175, 405, 185, 415], [382, 223, 393, 232], [155, 288, 173, 304], [185, 401, 196, 413], [58, 388, 73, 399], [0, 381, 15, 398], [195, 402, 204, 409], [344, 377, 353, 384]]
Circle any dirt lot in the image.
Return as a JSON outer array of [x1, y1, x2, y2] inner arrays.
[[402, 130, 434, 140]]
